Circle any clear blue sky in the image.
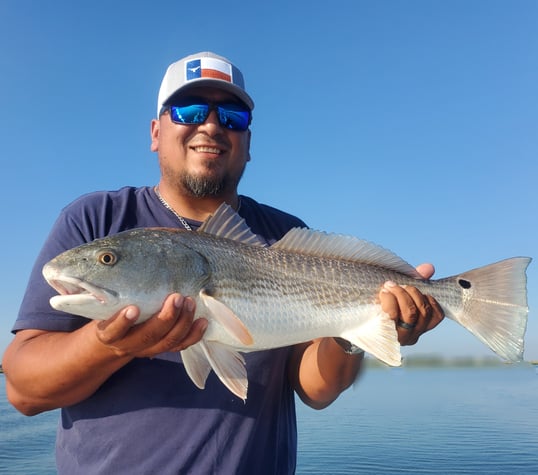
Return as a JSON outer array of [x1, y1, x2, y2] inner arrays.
[[1, 1, 536, 361]]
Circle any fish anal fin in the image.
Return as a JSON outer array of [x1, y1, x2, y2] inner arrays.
[[200, 290, 254, 346], [201, 341, 248, 401], [340, 310, 401, 366]]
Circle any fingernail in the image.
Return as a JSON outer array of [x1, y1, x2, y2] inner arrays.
[[384, 281, 397, 289], [185, 298, 195, 313], [125, 307, 139, 322], [174, 295, 184, 309]]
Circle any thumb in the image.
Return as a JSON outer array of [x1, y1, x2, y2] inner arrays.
[[415, 263, 435, 279]]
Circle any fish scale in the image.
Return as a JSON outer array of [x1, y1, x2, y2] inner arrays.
[[204, 244, 417, 347]]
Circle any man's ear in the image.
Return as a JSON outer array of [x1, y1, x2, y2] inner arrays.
[[246, 129, 251, 162], [150, 119, 160, 152]]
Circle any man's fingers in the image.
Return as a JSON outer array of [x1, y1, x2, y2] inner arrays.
[[380, 282, 418, 324], [424, 295, 444, 331], [150, 296, 203, 352], [94, 294, 202, 357], [96, 306, 140, 345], [379, 280, 444, 346], [168, 317, 208, 352], [132, 294, 190, 350]]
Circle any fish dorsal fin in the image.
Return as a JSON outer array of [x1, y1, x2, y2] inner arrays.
[[272, 228, 422, 278], [198, 203, 266, 247]]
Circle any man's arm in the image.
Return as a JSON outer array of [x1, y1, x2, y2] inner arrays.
[[289, 337, 365, 410], [2, 294, 206, 416], [290, 264, 444, 409]]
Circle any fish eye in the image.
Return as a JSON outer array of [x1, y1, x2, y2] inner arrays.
[[98, 251, 118, 266]]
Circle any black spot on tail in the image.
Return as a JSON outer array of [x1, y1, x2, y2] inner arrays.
[[458, 279, 472, 289]]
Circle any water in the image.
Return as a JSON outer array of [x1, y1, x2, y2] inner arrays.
[[296, 365, 538, 474], [1, 367, 537, 474], [0, 379, 58, 474]]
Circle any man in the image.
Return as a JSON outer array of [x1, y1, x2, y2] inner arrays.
[[3, 52, 443, 474]]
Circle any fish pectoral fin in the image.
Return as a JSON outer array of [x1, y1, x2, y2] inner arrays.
[[181, 344, 212, 389], [201, 341, 248, 401], [200, 290, 254, 346], [340, 310, 401, 366]]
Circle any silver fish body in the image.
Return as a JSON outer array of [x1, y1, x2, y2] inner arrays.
[[43, 204, 531, 400]]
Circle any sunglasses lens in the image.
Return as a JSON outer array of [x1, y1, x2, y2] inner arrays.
[[170, 104, 209, 125], [217, 103, 251, 131], [168, 102, 251, 130]]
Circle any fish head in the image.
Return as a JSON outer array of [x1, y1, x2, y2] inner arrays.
[[42, 229, 211, 322]]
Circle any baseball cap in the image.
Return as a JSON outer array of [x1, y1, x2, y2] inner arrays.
[[157, 52, 254, 116]]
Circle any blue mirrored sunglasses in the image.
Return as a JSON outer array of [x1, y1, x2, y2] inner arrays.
[[161, 101, 251, 131]]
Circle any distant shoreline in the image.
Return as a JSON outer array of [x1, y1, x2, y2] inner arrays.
[[366, 355, 538, 369], [1, 358, 537, 375]]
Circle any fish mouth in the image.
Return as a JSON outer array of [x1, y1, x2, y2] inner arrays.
[[48, 275, 116, 302], [43, 266, 118, 309]]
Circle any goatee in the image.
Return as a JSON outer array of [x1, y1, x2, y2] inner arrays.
[[181, 173, 227, 197], [177, 166, 245, 198]]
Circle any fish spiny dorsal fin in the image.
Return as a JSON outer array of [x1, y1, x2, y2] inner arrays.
[[272, 228, 423, 278], [198, 203, 266, 247]]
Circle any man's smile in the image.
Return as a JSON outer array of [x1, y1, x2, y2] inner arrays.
[[192, 145, 223, 154]]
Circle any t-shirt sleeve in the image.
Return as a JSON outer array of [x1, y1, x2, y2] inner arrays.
[[14, 204, 98, 333]]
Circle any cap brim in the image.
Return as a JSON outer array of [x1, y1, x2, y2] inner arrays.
[[162, 79, 254, 111]]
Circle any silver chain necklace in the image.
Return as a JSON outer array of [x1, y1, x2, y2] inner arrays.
[[154, 186, 193, 231]]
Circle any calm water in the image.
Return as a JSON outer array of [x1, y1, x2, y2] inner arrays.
[[296, 365, 538, 474], [1, 366, 537, 474]]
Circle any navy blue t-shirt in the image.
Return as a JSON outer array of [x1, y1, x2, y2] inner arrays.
[[14, 186, 307, 475]]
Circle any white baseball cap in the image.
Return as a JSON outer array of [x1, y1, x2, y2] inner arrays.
[[157, 51, 254, 116]]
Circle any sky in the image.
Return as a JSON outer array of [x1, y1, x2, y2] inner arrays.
[[1, 0, 537, 362]]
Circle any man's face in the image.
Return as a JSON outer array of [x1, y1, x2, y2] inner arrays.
[[151, 87, 251, 198]]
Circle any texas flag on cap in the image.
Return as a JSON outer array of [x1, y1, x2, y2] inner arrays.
[[186, 57, 233, 83]]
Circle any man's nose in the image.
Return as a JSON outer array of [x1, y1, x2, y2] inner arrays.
[[201, 109, 223, 130]]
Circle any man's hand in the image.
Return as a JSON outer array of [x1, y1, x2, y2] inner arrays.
[[379, 263, 444, 345], [3, 293, 207, 415], [95, 293, 207, 358]]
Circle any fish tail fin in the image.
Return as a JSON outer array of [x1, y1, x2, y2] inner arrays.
[[444, 257, 531, 362], [341, 310, 401, 366]]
